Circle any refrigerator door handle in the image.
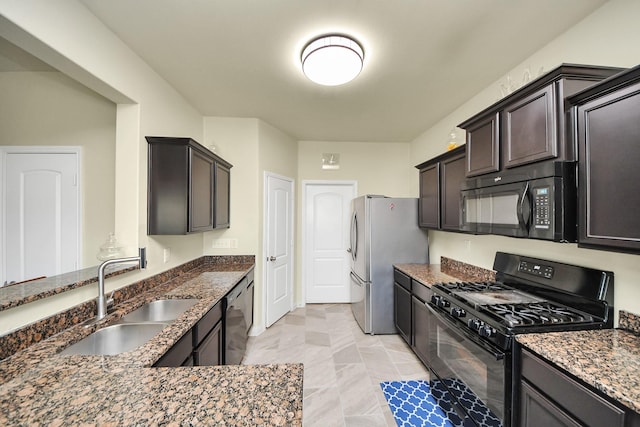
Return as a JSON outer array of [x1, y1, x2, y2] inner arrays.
[[351, 211, 358, 261], [350, 271, 363, 287]]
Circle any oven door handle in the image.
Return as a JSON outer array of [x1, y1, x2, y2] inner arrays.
[[426, 302, 505, 361]]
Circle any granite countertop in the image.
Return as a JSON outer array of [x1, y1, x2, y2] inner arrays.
[[394, 257, 496, 287], [517, 328, 640, 414], [0, 262, 303, 426]]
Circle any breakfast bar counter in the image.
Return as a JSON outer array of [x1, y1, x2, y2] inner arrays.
[[0, 258, 303, 426]]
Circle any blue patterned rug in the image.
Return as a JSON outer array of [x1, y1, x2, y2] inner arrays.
[[380, 379, 502, 427]]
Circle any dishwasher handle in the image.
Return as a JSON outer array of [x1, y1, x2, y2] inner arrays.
[[226, 285, 244, 305]]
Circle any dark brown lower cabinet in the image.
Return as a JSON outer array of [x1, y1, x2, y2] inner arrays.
[[153, 330, 193, 367], [411, 295, 430, 366], [153, 301, 224, 367], [193, 301, 223, 366], [393, 269, 412, 344], [394, 283, 411, 344], [520, 381, 581, 427], [518, 348, 638, 427], [193, 320, 222, 366], [411, 279, 432, 367]]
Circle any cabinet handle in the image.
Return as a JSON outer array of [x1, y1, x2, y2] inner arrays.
[[268, 256, 276, 262]]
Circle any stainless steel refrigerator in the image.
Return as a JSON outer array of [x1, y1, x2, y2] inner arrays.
[[349, 195, 429, 334]]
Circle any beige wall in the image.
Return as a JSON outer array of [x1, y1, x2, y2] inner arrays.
[[410, 0, 640, 325], [0, 70, 116, 268], [202, 117, 298, 333], [0, 0, 205, 334], [295, 140, 412, 305], [297, 141, 412, 198]]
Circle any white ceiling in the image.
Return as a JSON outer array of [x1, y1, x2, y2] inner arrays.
[[80, 0, 608, 142]]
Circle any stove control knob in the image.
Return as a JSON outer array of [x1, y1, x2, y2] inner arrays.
[[467, 319, 482, 331], [479, 325, 495, 338], [430, 295, 441, 305], [451, 307, 466, 318], [437, 298, 450, 309]]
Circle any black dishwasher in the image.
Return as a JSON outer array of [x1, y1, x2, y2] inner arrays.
[[224, 278, 248, 364]]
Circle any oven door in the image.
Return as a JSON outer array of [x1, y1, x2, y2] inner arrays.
[[461, 180, 531, 238], [426, 303, 510, 427]]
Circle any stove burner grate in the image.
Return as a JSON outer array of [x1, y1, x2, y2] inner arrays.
[[437, 281, 512, 293], [488, 302, 593, 328]]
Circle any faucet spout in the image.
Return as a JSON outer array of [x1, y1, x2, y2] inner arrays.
[[96, 247, 147, 320]]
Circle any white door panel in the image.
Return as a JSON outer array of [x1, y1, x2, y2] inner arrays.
[[265, 173, 294, 327], [304, 182, 356, 303], [3, 150, 79, 284]]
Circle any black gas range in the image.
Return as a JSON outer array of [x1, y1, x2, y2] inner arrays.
[[423, 252, 613, 427]]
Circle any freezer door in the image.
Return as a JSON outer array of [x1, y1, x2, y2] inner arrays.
[[350, 271, 371, 333]]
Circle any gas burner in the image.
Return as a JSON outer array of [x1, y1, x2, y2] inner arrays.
[[487, 302, 593, 328], [437, 281, 512, 293]]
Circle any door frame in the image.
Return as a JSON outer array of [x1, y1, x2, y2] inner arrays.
[[261, 171, 295, 333], [301, 180, 357, 305], [0, 146, 82, 285]]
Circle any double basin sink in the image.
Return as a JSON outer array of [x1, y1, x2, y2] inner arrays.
[[61, 299, 199, 356]]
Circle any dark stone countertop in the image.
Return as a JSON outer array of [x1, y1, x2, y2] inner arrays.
[[394, 256, 496, 287], [0, 262, 303, 426], [517, 325, 640, 414]]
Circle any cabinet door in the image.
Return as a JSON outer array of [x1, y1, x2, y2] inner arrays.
[[466, 112, 500, 177], [504, 85, 557, 168], [189, 147, 214, 232], [418, 163, 439, 228], [521, 349, 626, 427], [153, 330, 193, 367], [193, 321, 222, 366], [214, 161, 231, 228], [394, 283, 411, 345], [520, 381, 582, 427], [577, 81, 640, 252], [412, 295, 429, 366], [147, 142, 189, 235], [440, 153, 466, 231]]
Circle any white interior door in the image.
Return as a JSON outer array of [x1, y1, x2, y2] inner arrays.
[[2, 150, 80, 285], [264, 173, 294, 327], [304, 181, 356, 303]]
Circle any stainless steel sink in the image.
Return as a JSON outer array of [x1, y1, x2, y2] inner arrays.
[[119, 299, 199, 323], [61, 323, 168, 356]]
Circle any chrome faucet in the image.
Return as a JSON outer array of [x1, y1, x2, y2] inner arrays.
[[96, 247, 147, 320]]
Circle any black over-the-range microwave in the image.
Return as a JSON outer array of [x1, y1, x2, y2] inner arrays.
[[460, 161, 577, 242]]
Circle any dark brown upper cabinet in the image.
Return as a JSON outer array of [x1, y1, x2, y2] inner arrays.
[[503, 84, 557, 168], [568, 65, 640, 253], [416, 145, 466, 231], [440, 149, 466, 231], [214, 161, 231, 228], [147, 137, 232, 235], [459, 64, 623, 177], [418, 162, 439, 229], [464, 112, 500, 177]]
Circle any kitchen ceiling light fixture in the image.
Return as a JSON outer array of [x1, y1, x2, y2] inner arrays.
[[301, 34, 364, 86]]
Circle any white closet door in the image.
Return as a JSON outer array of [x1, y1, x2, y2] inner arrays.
[[4, 151, 79, 284]]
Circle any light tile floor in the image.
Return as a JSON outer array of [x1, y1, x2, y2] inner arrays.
[[243, 304, 430, 426]]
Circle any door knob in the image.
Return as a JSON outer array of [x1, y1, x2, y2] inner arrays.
[[269, 256, 276, 262]]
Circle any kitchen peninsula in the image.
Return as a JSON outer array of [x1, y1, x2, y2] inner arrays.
[[0, 257, 303, 426]]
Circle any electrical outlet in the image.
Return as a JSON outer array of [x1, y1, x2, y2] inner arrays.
[[212, 239, 231, 249], [163, 248, 171, 263], [230, 238, 238, 249]]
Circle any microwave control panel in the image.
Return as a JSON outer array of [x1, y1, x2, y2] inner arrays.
[[533, 186, 551, 229]]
